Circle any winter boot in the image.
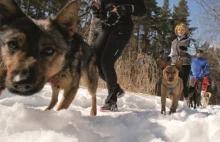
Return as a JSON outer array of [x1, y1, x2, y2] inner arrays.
[[100, 100, 118, 112]]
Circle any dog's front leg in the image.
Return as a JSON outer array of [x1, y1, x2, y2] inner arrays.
[[161, 94, 166, 115], [169, 96, 178, 114], [57, 86, 79, 111], [45, 84, 60, 110]]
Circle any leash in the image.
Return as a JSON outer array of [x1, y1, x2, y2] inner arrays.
[[162, 80, 180, 95]]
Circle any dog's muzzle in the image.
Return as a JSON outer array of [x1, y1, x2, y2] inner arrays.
[[169, 77, 174, 82], [10, 67, 39, 95]]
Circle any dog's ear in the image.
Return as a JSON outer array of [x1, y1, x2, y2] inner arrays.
[[51, 0, 78, 37], [0, 0, 26, 27], [175, 58, 183, 70], [156, 59, 166, 70]]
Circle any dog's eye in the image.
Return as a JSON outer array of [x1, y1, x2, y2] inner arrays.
[[42, 47, 55, 56], [7, 41, 19, 50]]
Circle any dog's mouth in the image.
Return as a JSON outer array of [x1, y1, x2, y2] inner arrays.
[[168, 77, 174, 82]]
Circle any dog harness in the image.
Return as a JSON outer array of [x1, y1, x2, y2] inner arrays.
[[162, 81, 180, 95]]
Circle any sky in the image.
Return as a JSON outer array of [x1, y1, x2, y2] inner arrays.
[[1, 84, 220, 142], [157, 0, 220, 45]]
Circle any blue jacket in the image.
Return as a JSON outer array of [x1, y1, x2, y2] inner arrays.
[[190, 57, 210, 80]]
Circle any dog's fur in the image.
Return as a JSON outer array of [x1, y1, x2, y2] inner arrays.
[[157, 59, 183, 115], [201, 91, 212, 107], [0, 0, 98, 115]]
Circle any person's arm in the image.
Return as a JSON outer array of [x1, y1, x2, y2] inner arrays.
[[190, 58, 198, 79], [203, 61, 211, 75], [186, 39, 197, 56], [115, 0, 146, 17], [198, 60, 211, 79], [168, 47, 174, 57]]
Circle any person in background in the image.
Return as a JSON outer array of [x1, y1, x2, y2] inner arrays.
[[189, 50, 211, 102], [90, 0, 146, 111], [168, 23, 197, 106]]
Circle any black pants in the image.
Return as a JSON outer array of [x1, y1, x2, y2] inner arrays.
[[179, 65, 191, 98], [93, 26, 132, 103]]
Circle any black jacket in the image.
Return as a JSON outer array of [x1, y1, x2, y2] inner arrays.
[[96, 0, 146, 28]]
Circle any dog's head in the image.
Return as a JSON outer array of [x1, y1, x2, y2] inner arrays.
[[157, 59, 183, 83], [0, 0, 78, 95], [204, 92, 212, 103]]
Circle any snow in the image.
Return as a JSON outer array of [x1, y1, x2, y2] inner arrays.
[[0, 84, 220, 142]]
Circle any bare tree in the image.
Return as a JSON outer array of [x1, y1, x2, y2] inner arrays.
[[194, 0, 220, 42]]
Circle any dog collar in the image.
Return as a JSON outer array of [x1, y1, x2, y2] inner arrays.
[[162, 81, 180, 95]]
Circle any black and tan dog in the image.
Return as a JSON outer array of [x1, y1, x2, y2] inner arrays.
[[0, 0, 98, 115], [157, 59, 183, 115]]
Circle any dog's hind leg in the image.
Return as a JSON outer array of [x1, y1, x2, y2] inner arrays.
[[45, 85, 60, 110]]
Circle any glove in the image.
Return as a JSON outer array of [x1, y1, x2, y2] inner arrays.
[[166, 57, 171, 62], [90, 1, 100, 10], [179, 46, 187, 51], [116, 5, 132, 16], [90, 1, 101, 18]]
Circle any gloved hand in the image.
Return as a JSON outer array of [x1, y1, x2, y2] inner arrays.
[[115, 4, 132, 17], [179, 46, 187, 51], [90, 1, 100, 11], [166, 56, 171, 62], [90, 1, 101, 18]]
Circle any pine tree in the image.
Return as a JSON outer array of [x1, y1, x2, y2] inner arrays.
[[139, 0, 160, 56], [172, 0, 190, 26], [152, 0, 173, 59]]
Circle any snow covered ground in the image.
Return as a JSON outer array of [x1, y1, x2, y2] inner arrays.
[[0, 84, 220, 142]]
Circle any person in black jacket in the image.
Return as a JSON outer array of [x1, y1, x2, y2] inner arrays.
[[91, 0, 146, 111]]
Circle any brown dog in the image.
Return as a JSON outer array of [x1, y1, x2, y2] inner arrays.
[[157, 59, 183, 115], [0, 0, 98, 115]]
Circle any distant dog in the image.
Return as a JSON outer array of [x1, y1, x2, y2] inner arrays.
[[157, 59, 183, 115], [188, 80, 202, 109], [0, 0, 98, 115], [188, 86, 197, 109], [201, 91, 212, 107]]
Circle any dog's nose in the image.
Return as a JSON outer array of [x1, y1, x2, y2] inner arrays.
[[13, 83, 35, 92], [12, 68, 37, 92], [169, 77, 173, 81]]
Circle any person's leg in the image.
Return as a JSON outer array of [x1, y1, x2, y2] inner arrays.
[[93, 29, 110, 81], [100, 27, 132, 104], [179, 65, 191, 98]]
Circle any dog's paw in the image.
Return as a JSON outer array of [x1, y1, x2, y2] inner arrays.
[[90, 110, 97, 116], [169, 109, 176, 115], [161, 109, 166, 115], [161, 110, 166, 115]]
